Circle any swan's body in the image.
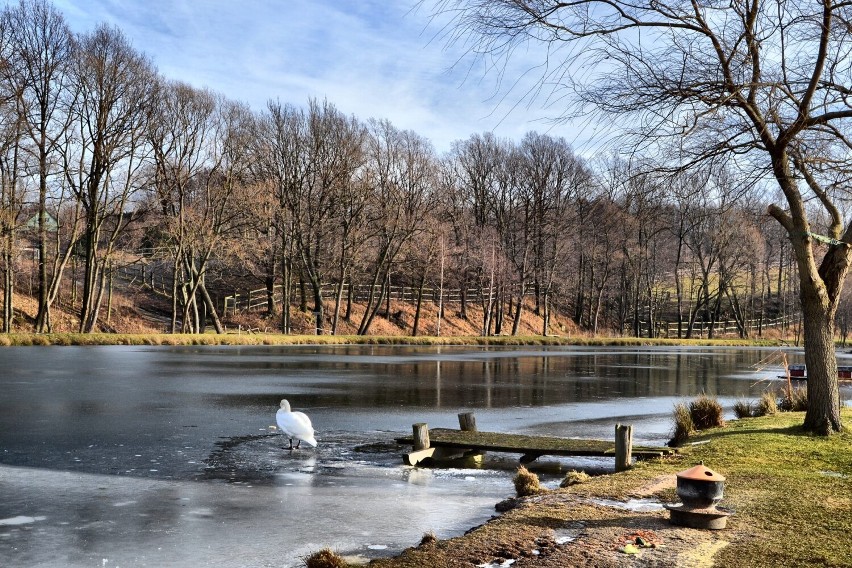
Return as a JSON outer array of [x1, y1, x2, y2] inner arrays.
[[275, 399, 317, 450]]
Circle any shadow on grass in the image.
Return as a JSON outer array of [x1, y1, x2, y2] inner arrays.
[[684, 423, 814, 444]]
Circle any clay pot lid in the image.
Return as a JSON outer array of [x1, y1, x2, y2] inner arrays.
[[677, 464, 725, 482]]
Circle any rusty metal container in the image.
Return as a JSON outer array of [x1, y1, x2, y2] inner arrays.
[[676, 464, 725, 508], [665, 463, 731, 530]]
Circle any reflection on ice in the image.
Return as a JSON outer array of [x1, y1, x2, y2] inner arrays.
[[275, 471, 317, 486], [0, 516, 46, 526]]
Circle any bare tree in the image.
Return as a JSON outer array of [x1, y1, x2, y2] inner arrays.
[[515, 132, 590, 335], [273, 99, 363, 334], [446, 133, 505, 322], [147, 80, 217, 333], [435, 0, 852, 432], [0, 12, 27, 332], [4, 0, 73, 332], [357, 119, 437, 335], [259, 100, 305, 333], [0, 106, 27, 333], [64, 24, 155, 332], [177, 99, 258, 333]]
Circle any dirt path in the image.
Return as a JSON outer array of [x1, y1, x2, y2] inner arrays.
[[371, 479, 739, 568]]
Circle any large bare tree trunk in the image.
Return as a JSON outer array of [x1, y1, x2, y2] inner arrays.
[[801, 294, 842, 433]]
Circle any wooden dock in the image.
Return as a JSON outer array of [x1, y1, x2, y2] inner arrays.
[[396, 413, 676, 467]]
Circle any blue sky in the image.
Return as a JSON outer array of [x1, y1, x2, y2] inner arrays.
[[51, 0, 596, 153]]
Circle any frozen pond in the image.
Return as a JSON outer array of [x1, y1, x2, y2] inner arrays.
[[1, 344, 847, 567]]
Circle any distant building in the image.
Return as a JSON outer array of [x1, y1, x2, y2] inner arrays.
[[24, 213, 59, 233]]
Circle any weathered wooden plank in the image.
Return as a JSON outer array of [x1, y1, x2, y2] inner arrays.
[[403, 447, 436, 466], [396, 428, 675, 459]]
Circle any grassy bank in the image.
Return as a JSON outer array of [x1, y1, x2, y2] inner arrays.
[[370, 408, 852, 568], [0, 332, 785, 347]]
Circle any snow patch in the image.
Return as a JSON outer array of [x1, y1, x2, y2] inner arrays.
[[589, 497, 664, 512], [477, 560, 515, 568]]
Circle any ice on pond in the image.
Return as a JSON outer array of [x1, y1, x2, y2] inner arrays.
[[0, 516, 47, 526], [366, 544, 388, 550]]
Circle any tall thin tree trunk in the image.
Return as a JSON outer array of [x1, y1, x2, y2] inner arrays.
[[170, 260, 180, 333], [332, 278, 345, 335], [511, 294, 523, 336], [281, 254, 292, 334], [2, 247, 12, 333], [35, 157, 48, 332], [199, 279, 224, 334], [412, 271, 426, 337], [106, 261, 114, 326], [345, 280, 353, 320]]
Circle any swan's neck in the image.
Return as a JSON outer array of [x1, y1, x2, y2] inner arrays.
[[279, 400, 291, 412]]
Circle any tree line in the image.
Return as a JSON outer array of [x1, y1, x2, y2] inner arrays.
[[0, 0, 809, 337]]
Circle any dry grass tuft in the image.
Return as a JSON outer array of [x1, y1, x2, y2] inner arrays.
[[303, 547, 348, 568], [689, 394, 725, 430], [733, 399, 754, 419], [513, 465, 542, 497], [560, 469, 591, 488], [779, 385, 808, 412], [418, 531, 438, 547], [669, 403, 695, 447], [755, 391, 778, 416]]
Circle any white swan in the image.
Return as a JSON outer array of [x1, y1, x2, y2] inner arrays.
[[275, 399, 317, 450]]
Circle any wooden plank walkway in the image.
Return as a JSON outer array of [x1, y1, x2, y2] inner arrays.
[[396, 428, 676, 462]]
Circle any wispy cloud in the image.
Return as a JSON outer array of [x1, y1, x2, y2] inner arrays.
[[52, 0, 591, 153]]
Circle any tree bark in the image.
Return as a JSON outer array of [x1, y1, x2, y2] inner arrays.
[[801, 288, 842, 433]]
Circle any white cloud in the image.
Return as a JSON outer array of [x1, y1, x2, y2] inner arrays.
[[52, 0, 594, 153]]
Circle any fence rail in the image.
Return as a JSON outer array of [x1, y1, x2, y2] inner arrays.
[[116, 263, 172, 296], [623, 316, 798, 338], [222, 282, 538, 316]]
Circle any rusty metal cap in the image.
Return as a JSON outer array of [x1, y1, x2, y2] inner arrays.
[[676, 464, 725, 482]]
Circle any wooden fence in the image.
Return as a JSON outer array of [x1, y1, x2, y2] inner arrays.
[[222, 282, 538, 317], [115, 261, 799, 337], [116, 263, 172, 296], [623, 316, 798, 338]]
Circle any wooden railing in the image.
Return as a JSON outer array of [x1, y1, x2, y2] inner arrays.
[[623, 315, 798, 338], [222, 282, 538, 316]]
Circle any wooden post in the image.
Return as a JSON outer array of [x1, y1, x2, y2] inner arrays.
[[615, 424, 633, 472], [404, 423, 435, 465], [458, 412, 477, 432], [413, 423, 430, 450]]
